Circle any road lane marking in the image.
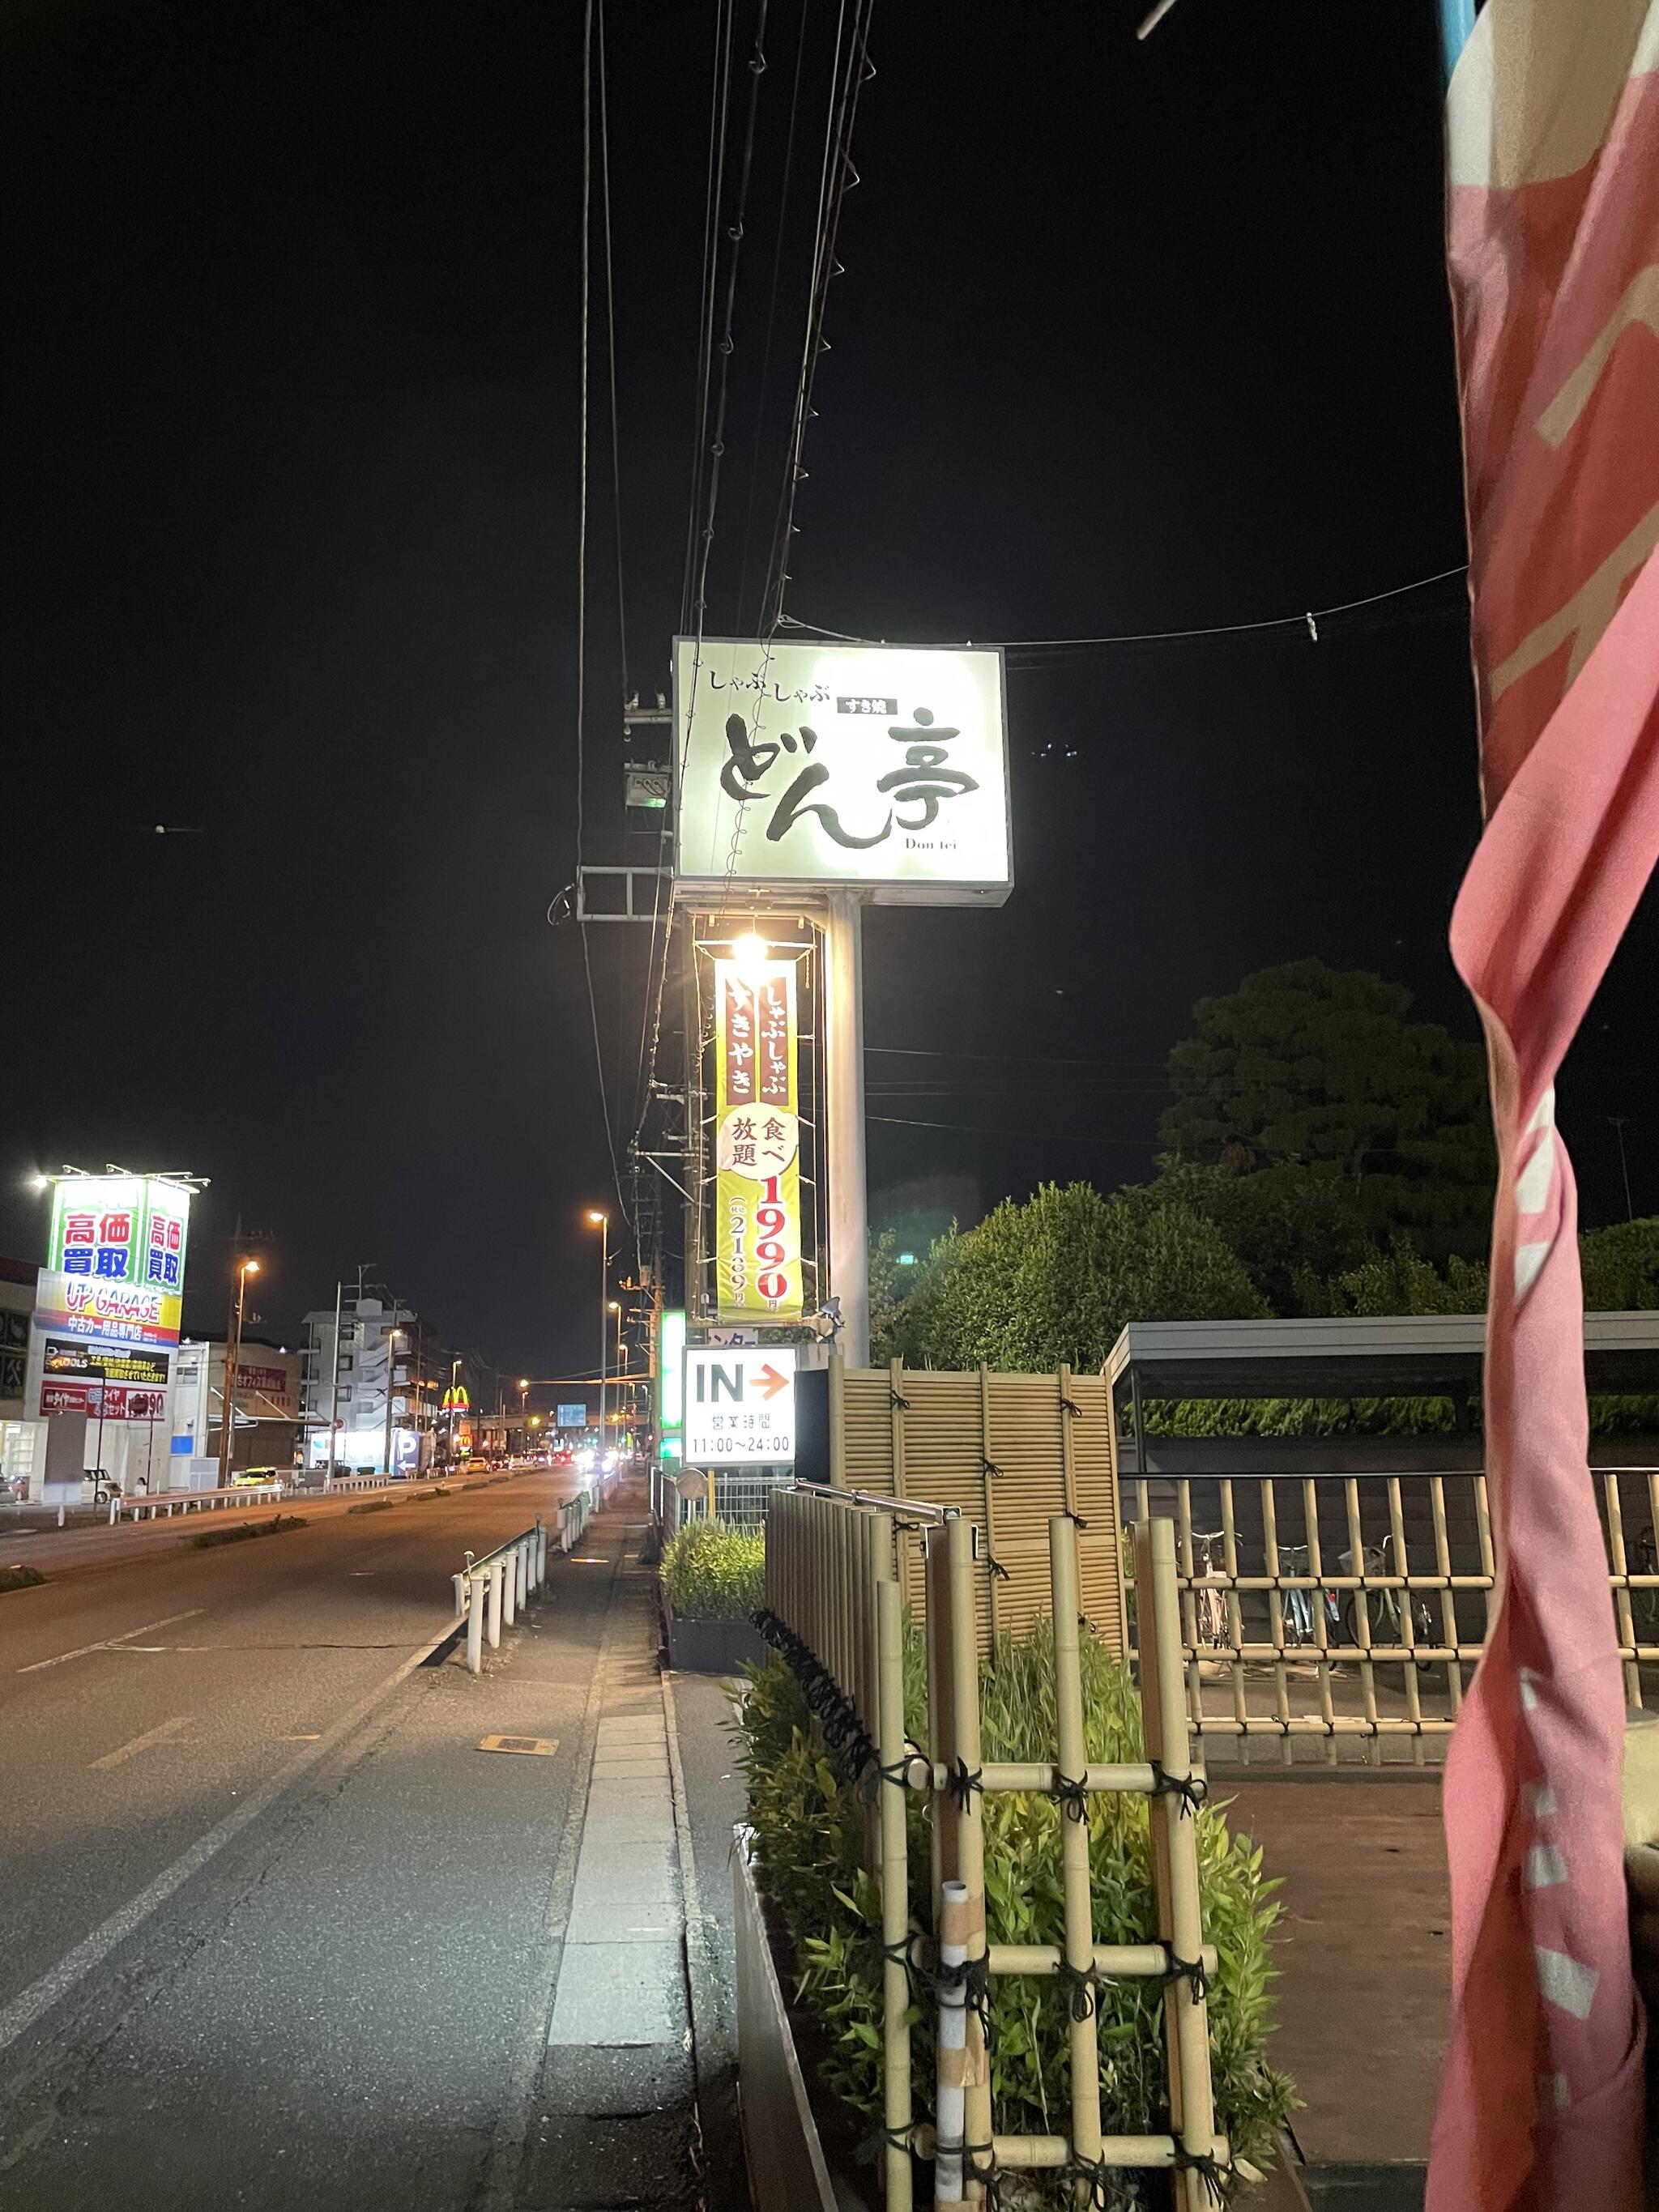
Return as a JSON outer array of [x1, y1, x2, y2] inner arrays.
[[0, 1617, 456, 2059], [16, 1609, 206, 1674], [90, 1715, 193, 1770]]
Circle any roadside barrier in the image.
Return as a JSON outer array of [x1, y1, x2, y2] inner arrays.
[[557, 1490, 593, 1553], [761, 1484, 1225, 2212], [453, 1520, 548, 1676], [113, 1481, 284, 1523]]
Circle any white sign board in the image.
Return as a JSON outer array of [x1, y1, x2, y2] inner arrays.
[[673, 637, 1011, 906], [683, 1345, 797, 1463]]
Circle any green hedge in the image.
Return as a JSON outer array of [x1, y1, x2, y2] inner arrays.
[[734, 1621, 1294, 2204], [659, 1519, 766, 1622]]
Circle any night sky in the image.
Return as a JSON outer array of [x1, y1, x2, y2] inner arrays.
[[5, 1, 1656, 1375]]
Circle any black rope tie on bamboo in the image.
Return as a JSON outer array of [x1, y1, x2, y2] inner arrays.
[[1173, 2145, 1230, 2205], [933, 1951, 996, 2056], [943, 1757, 983, 1809], [1061, 2151, 1114, 2210], [983, 1553, 1011, 1583], [855, 2123, 915, 2167], [749, 1609, 874, 1784], [1053, 1954, 1104, 2022], [1149, 1759, 1209, 1816], [1051, 1771, 1090, 1822], [1161, 1942, 1209, 2004], [1061, 1507, 1090, 1530], [964, 2138, 1002, 2205]]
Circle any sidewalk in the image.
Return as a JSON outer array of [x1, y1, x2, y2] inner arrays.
[[0, 1474, 748, 2212]]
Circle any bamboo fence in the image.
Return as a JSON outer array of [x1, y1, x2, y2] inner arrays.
[[760, 1485, 1226, 2211]]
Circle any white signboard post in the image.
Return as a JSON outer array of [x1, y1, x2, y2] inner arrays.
[[683, 1345, 797, 1464], [672, 637, 1011, 905]]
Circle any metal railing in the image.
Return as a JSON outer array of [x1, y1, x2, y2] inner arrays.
[[762, 1484, 1226, 2211], [1123, 1466, 1659, 1765], [453, 1520, 548, 1675], [557, 1490, 593, 1553], [113, 1481, 284, 1522]]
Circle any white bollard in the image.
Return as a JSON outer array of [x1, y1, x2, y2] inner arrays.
[[467, 1574, 484, 1675], [488, 1559, 504, 1649], [503, 1549, 517, 1630], [452, 1572, 466, 1619], [109, 1498, 117, 1526]]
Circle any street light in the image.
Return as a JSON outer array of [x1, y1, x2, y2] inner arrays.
[[586, 1211, 609, 1464], [220, 1257, 261, 1490]]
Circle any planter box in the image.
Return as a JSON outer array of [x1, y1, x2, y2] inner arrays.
[[663, 1607, 764, 1674], [733, 1827, 868, 2212]]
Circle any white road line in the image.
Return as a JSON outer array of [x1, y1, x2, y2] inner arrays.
[[0, 1620, 452, 2058], [16, 1609, 206, 1674], [89, 1715, 194, 1771]]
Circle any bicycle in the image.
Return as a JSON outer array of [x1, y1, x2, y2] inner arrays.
[[1628, 1527, 1659, 1643], [1277, 1544, 1342, 1647], [1187, 1530, 1230, 1650], [1340, 1533, 1436, 1660]]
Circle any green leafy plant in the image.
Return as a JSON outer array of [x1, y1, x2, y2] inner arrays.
[[659, 1519, 766, 1622], [0, 1564, 47, 1593], [733, 1620, 1294, 2205]]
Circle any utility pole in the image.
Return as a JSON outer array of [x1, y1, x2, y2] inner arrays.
[[220, 1252, 260, 1489], [823, 889, 871, 1366], [1606, 1115, 1636, 1221], [325, 1279, 343, 1491]]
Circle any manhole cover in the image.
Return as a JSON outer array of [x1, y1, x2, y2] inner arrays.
[[478, 1734, 557, 1756]]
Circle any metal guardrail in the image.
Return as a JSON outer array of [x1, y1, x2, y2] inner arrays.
[[556, 1490, 593, 1553], [453, 1520, 548, 1675], [112, 1481, 284, 1522], [1125, 1465, 1659, 1765]]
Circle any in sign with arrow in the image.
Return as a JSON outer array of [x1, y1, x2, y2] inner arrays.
[[684, 1347, 797, 1464]]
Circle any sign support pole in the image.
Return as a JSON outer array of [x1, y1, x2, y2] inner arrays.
[[823, 888, 870, 1367]]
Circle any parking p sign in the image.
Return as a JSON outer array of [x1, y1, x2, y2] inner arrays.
[[683, 1346, 796, 1464]]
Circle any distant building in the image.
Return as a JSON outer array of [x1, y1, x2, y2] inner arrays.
[[170, 1337, 301, 1485], [300, 1295, 434, 1475], [0, 1257, 39, 1489]]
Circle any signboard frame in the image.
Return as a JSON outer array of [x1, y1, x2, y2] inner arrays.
[[683, 1345, 797, 1464], [672, 637, 1013, 907]]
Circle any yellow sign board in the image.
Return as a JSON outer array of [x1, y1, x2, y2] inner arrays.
[[714, 958, 803, 1322]]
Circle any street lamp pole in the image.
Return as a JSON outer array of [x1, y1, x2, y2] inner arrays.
[[587, 1212, 608, 1461], [220, 1256, 260, 1490]]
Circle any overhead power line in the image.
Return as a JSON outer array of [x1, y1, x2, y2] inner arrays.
[[781, 560, 1469, 658], [869, 1114, 1155, 1146], [577, 0, 628, 1224]]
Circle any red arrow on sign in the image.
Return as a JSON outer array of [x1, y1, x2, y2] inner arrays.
[[754, 1363, 790, 1401]]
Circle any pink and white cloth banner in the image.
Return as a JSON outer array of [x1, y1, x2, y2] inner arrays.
[[1431, 3, 1659, 2206]]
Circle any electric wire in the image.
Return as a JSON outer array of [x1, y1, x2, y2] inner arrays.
[[869, 1115, 1155, 1146], [632, 0, 773, 1170], [760, 0, 874, 636], [577, 0, 628, 1224], [778, 560, 1469, 656], [735, 0, 812, 636]]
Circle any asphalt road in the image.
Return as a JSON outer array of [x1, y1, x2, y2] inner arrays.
[[0, 1466, 604, 2210]]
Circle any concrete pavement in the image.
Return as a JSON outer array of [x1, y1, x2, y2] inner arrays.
[[0, 1468, 744, 2211]]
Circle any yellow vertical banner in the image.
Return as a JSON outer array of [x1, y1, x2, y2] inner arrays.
[[714, 958, 803, 1322]]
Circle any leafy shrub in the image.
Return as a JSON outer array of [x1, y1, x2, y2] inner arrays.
[[186, 1512, 308, 1549], [660, 1519, 765, 1622], [733, 1619, 1294, 2204], [0, 1564, 47, 1593]]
